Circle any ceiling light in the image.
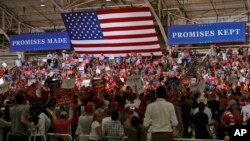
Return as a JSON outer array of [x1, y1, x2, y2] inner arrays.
[[106, 0, 111, 1], [40, 3, 46, 7], [40, 0, 46, 7]]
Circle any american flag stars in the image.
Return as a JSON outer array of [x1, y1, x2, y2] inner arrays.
[[62, 11, 104, 40]]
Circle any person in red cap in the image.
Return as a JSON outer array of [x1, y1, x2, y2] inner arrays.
[[46, 106, 73, 134], [46, 105, 73, 141]]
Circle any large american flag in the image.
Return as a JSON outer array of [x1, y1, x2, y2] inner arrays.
[[61, 7, 162, 57]]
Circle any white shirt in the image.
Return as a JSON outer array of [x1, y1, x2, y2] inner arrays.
[[47, 54, 53, 59], [77, 115, 93, 135], [222, 53, 227, 60], [143, 98, 178, 133], [125, 101, 140, 109], [89, 121, 101, 141], [241, 104, 250, 122], [62, 53, 69, 59], [193, 106, 212, 124], [37, 113, 51, 135], [102, 117, 111, 133], [53, 54, 58, 60]]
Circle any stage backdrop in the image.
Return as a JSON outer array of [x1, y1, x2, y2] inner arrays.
[[167, 22, 246, 45], [10, 32, 70, 52]]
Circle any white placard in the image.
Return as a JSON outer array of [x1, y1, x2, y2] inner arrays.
[[109, 56, 115, 60], [0, 78, 4, 85], [2, 62, 7, 68], [48, 72, 54, 77], [105, 67, 110, 71], [191, 78, 196, 84], [99, 56, 105, 60], [127, 75, 143, 94], [42, 58, 47, 63], [78, 58, 84, 62], [239, 76, 246, 82], [62, 63, 65, 68], [96, 68, 101, 74], [41, 80, 45, 85], [28, 79, 36, 86], [120, 78, 124, 82], [79, 67, 85, 74], [82, 79, 91, 87], [79, 67, 85, 71], [15, 60, 22, 67]]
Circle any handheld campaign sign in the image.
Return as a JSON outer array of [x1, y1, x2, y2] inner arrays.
[[127, 75, 143, 94], [0, 82, 9, 94]]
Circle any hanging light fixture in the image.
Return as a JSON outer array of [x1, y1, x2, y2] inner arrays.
[[40, 0, 46, 7]]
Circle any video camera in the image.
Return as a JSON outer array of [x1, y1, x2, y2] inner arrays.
[[1, 100, 12, 121], [29, 102, 45, 125]]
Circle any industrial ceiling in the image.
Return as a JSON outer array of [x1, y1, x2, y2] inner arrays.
[[0, 0, 249, 49]]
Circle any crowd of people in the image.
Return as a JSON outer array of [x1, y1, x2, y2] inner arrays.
[[0, 46, 250, 141]]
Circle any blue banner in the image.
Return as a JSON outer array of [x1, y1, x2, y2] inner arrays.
[[10, 32, 70, 52], [167, 22, 246, 45]]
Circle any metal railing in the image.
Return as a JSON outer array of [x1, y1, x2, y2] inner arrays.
[[5, 132, 224, 141], [30, 134, 46, 141], [6, 132, 11, 141], [174, 139, 223, 141], [47, 133, 73, 141], [76, 134, 127, 141]]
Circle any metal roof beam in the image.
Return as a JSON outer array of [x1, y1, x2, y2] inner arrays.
[[175, 0, 189, 23], [209, 0, 219, 22], [50, 0, 65, 12], [64, 0, 82, 9], [65, 0, 96, 10], [30, 6, 55, 26]]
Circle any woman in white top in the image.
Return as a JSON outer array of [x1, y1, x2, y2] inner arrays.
[[75, 103, 94, 141], [89, 109, 103, 141]]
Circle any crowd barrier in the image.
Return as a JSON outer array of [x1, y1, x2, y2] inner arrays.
[[76, 134, 224, 141], [30, 134, 46, 141], [5, 132, 224, 141], [47, 133, 73, 141], [174, 139, 223, 141], [76, 134, 128, 141], [6, 132, 11, 141]]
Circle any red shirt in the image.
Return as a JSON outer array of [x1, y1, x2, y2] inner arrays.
[[71, 103, 78, 125], [53, 119, 71, 134]]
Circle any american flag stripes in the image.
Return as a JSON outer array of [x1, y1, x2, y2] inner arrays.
[[61, 7, 162, 57]]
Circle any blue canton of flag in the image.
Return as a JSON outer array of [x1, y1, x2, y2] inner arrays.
[[62, 12, 104, 40]]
